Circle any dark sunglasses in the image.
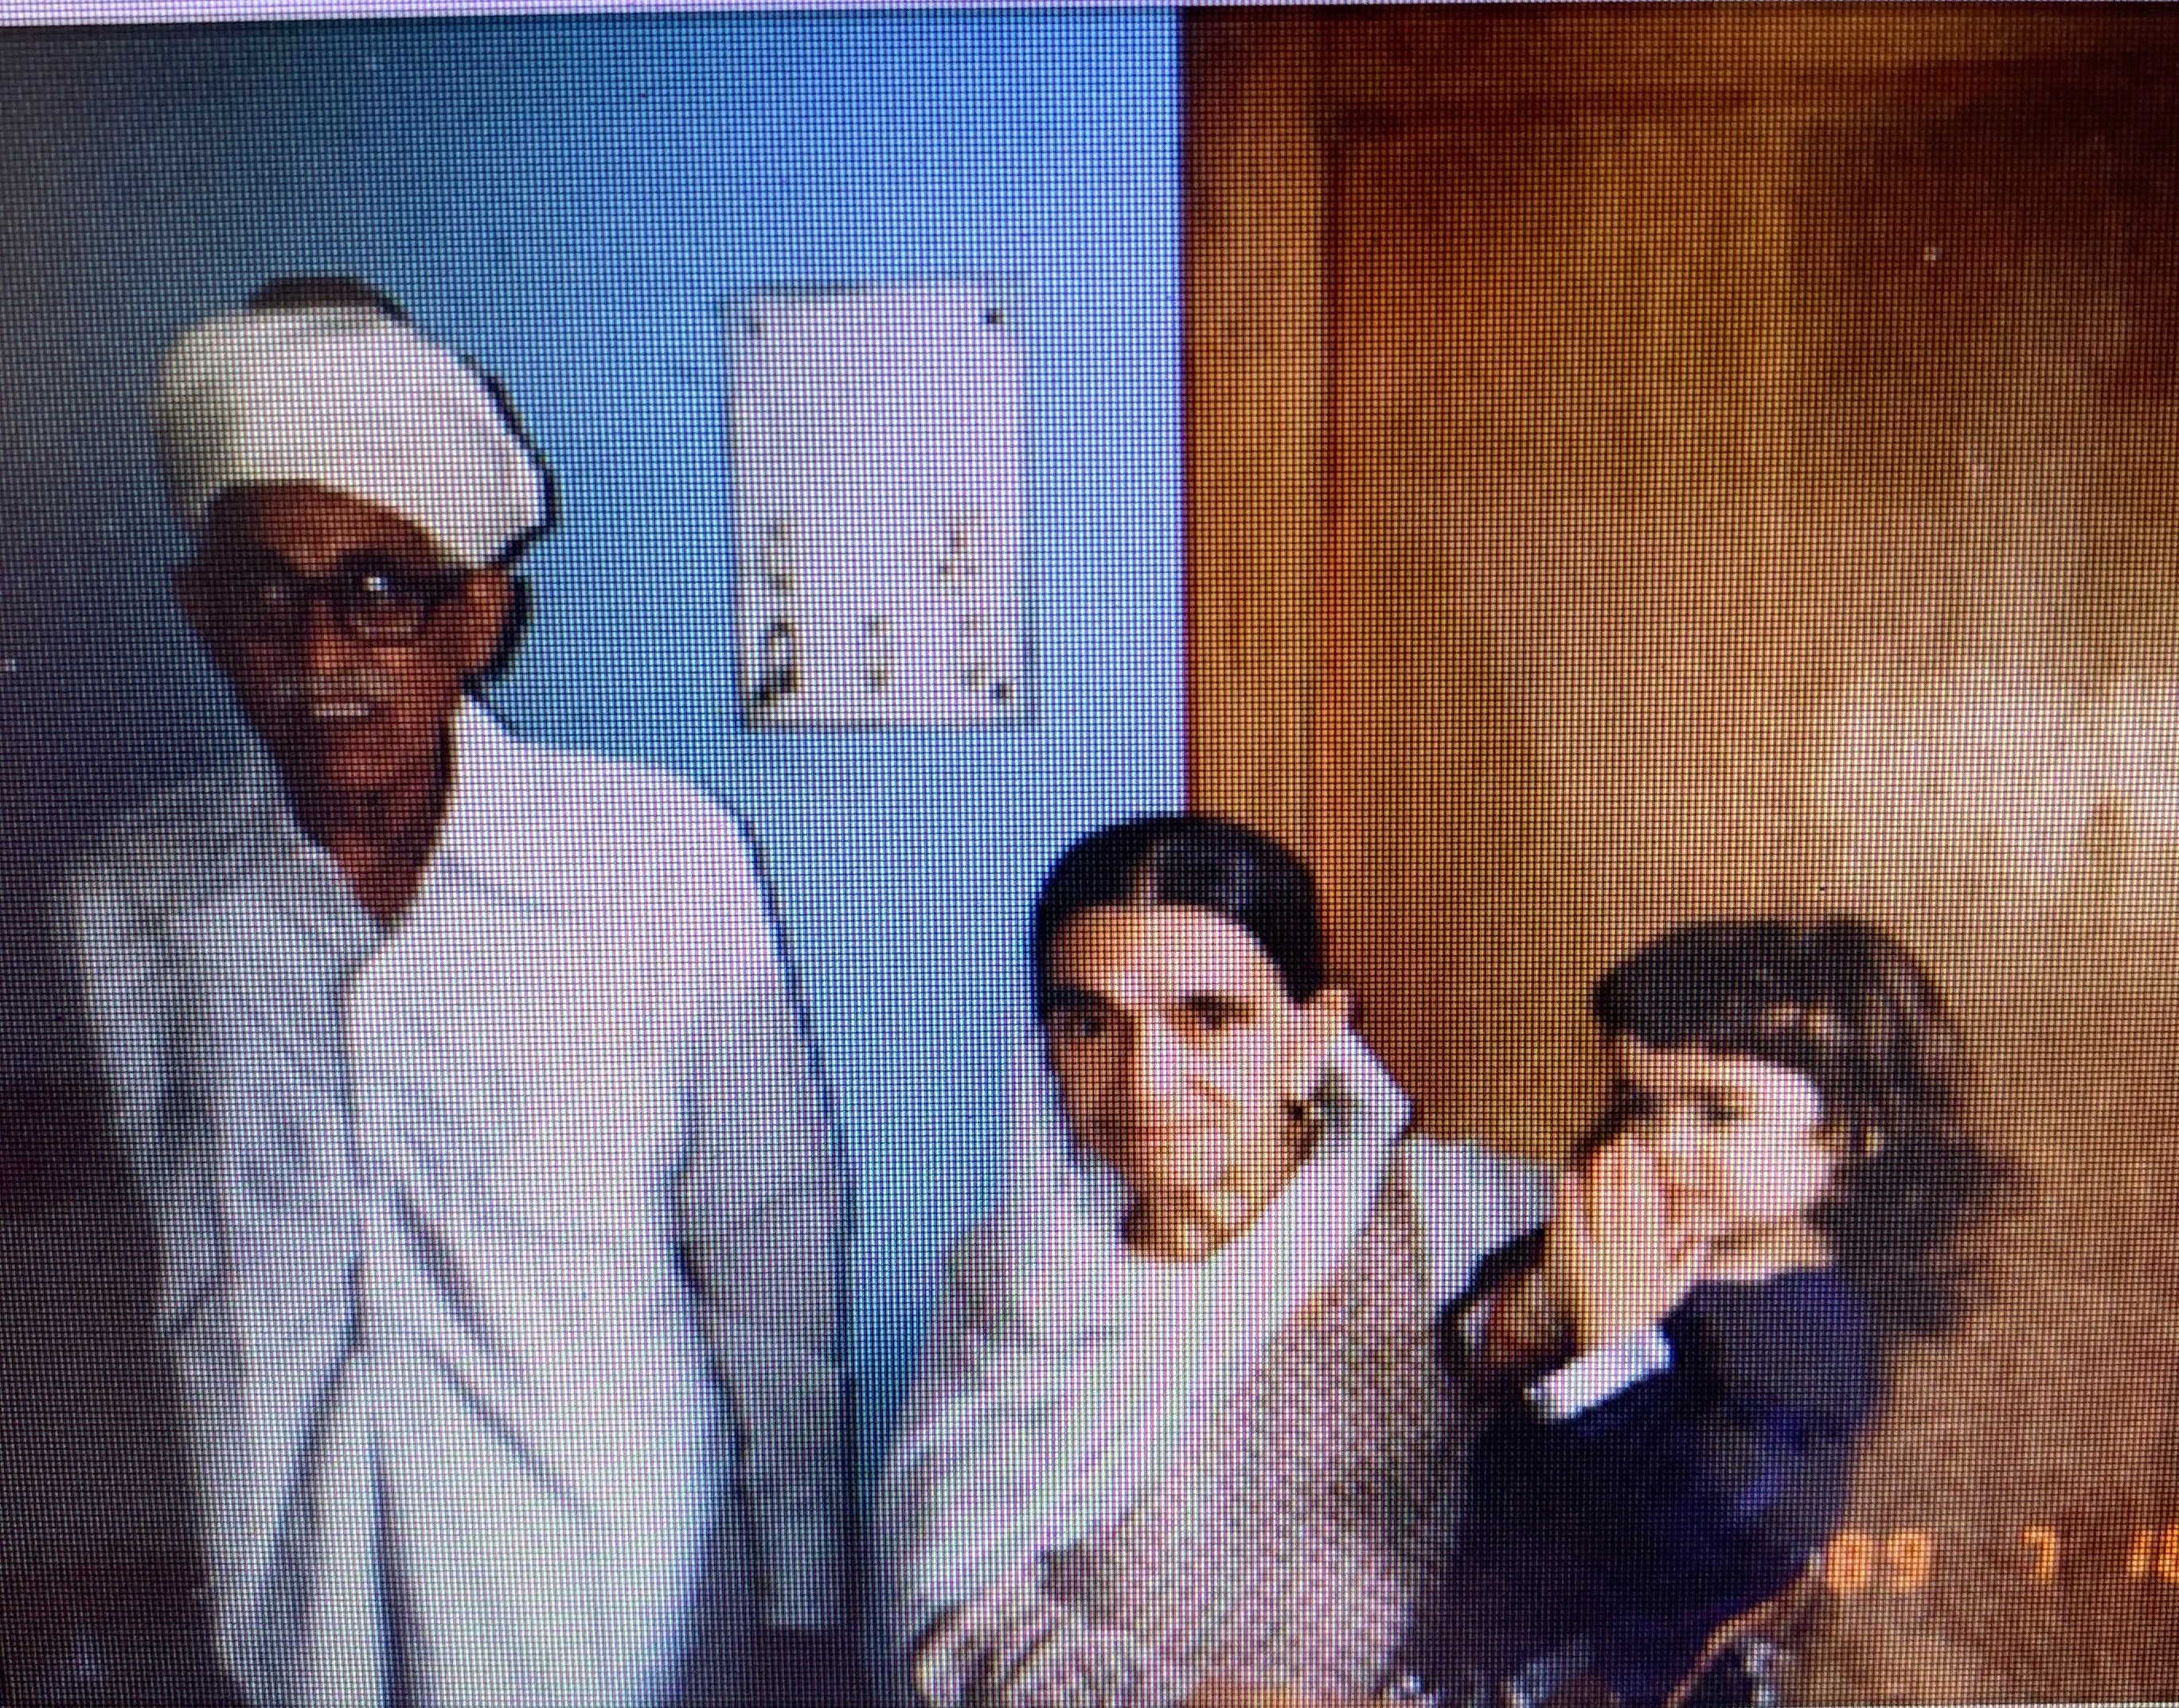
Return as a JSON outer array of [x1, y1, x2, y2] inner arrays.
[[185, 548, 476, 646]]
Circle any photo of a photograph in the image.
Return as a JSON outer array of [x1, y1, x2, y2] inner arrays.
[[0, 7, 2172, 1706]]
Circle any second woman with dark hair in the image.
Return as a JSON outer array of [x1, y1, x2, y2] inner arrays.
[[875, 814, 1556, 1708]]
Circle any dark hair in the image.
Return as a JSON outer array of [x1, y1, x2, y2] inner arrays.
[[1033, 814, 1327, 1008], [237, 276, 550, 680], [1592, 915, 2010, 1341]]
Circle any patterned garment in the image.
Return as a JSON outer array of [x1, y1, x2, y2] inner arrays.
[[1036, 1162, 1473, 1704]]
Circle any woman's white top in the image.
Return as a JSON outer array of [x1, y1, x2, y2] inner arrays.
[[875, 1033, 1552, 1707]]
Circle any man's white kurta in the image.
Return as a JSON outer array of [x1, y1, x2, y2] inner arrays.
[[63, 700, 844, 1708]]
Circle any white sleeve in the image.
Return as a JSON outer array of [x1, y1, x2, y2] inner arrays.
[[873, 1231, 1057, 1675], [1525, 1328, 1674, 1421], [876, 1230, 1199, 1708], [674, 823, 847, 1631], [1402, 1137, 1556, 1310], [55, 861, 178, 1199]]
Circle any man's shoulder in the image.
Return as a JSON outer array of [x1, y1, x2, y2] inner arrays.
[[493, 726, 727, 824], [474, 722, 756, 892], [64, 771, 260, 919]]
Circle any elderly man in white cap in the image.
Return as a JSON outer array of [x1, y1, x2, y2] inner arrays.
[[60, 279, 848, 1708]]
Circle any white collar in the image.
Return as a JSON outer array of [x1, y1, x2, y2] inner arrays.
[[221, 694, 521, 918]]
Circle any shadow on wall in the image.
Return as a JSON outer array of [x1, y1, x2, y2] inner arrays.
[[0, 1076, 235, 1706]]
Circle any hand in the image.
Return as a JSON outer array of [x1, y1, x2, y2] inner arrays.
[[1471, 1260, 1572, 1379], [1539, 1138, 1714, 1353]]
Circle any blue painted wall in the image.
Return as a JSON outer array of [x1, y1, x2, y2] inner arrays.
[[0, 10, 1183, 1488]]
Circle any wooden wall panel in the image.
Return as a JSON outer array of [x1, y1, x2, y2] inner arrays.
[[1182, 10, 1326, 850], [1328, 92, 2179, 1697]]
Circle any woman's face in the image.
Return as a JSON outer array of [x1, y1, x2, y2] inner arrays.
[[1042, 903, 1351, 1259], [1608, 1035, 1841, 1246]]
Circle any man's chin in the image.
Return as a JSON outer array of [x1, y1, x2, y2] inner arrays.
[[264, 728, 423, 809]]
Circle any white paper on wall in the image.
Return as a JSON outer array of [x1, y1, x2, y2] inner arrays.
[[728, 283, 1027, 727]]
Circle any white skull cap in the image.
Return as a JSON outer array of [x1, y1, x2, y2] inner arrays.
[[150, 298, 549, 567]]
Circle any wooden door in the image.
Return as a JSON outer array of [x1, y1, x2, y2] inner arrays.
[[1189, 9, 2179, 1696]]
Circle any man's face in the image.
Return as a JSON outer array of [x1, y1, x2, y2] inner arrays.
[[175, 482, 511, 813]]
